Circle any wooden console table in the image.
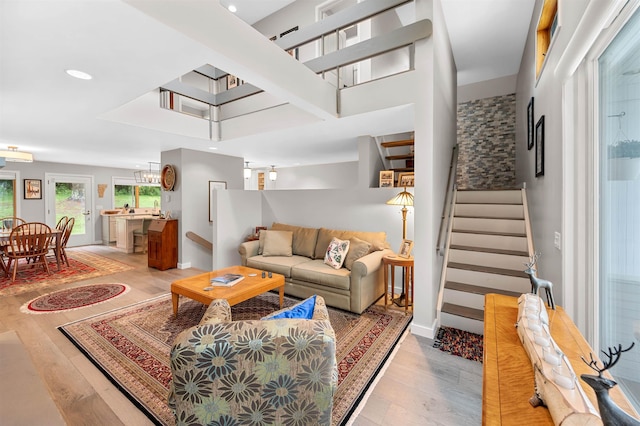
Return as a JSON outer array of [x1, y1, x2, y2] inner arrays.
[[483, 293, 638, 425]]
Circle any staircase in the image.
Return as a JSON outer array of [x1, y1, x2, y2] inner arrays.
[[437, 189, 534, 335], [380, 138, 414, 185]]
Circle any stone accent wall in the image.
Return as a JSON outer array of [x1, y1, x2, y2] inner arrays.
[[456, 93, 516, 189]]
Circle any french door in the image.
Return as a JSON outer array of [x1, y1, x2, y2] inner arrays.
[[45, 173, 94, 246]]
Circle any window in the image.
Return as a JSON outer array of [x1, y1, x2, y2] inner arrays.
[[536, 0, 558, 78], [598, 7, 640, 412], [0, 171, 19, 218], [113, 178, 161, 209]]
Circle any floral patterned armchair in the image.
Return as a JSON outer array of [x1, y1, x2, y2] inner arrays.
[[168, 296, 338, 426]]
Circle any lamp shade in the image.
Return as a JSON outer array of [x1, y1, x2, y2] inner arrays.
[[269, 165, 277, 181], [0, 146, 33, 162], [244, 162, 251, 179], [386, 189, 414, 207]]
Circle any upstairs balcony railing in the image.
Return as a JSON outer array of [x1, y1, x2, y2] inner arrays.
[[159, 0, 431, 126]]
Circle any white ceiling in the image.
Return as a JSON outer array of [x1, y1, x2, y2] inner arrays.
[[0, 0, 534, 171]]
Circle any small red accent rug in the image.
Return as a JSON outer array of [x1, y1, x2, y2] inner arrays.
[[21, 283, 130, 314], [434, 326, 484, 363], [58, 293, 412, 425]]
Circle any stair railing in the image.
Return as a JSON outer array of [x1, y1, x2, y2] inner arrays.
[[437, 144, 459, 255], [434, 144, 459, 324], [521, 188, 536, 258], [435, 188, 458, 324], [186, 231, 213, 252]]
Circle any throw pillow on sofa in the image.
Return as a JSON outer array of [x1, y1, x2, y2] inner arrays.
[[344, 237, 372, 270], [262, 230, 293, 257], [262, 295, 317, 320], [324, 237, 350, 269]]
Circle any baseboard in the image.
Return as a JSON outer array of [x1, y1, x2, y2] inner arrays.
[[410, 317, 438, 339], [177, 261, 191, 269]]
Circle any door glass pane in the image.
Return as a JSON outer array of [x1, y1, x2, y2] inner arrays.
[[598, 7, 640, 412], [56, 182, 86, 235], [0, 179, 16, 217]]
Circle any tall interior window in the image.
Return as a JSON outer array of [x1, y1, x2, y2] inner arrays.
[[598, 7, 640, 412], [113, 178, 161, 209], [0, 172, 18, 218]]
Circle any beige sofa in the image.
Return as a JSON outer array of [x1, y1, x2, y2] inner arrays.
[[238, 223, 393, 314]]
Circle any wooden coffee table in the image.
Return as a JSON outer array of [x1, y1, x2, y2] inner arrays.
[[170, 265, 285, 318]]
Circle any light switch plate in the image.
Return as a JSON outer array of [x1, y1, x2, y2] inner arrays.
[[554, 232, 561, 250]]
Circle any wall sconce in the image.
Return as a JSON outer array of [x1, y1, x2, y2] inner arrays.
[[269, 165, 278, 181], [244, 161, 252, 179]]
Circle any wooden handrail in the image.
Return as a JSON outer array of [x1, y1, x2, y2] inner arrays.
[[186, 231, 213, 252]]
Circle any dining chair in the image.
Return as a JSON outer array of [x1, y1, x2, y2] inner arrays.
[[55, 216, 69, 231], [133, 218, 152, 254], [58, 217, 75, 267], [0, 216, 26, 231], [3, 222, 53, 281]]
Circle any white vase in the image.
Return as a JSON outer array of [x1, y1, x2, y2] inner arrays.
[[608, 158, 640, 180]]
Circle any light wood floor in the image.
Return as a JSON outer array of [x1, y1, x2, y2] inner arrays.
[[0, 245, 482, 425]]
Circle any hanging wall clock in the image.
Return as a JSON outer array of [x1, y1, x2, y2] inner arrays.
[[161, 164, 176, 191]]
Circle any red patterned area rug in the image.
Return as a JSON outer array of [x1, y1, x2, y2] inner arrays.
[[20, 283, 129, 314], [58, 293, 412, 426], [434, 326, 483, 363], [0, 249, 134, 297]]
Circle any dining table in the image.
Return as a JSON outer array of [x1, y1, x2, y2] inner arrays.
[[0, 228, 64, 273]]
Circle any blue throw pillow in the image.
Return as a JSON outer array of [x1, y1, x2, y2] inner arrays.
[[266, 295, 316, 320]]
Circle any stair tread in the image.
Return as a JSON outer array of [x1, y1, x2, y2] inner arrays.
[[441, 303, 484, 321], [386, 154, 414, 160], [454, 215, 524, 220], [447, 262, 528, 278], [381, 139, 414, 148], [449, 245, 529, 257], [452, 229, 527, 238], [445, 281, 522, 298]]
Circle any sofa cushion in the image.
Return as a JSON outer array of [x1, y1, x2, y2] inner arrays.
[[262, 230, 293, 257], [272, 223, 319, 258], [324, 237, 350, 269], [246, 255, 310, 278], [344, 237, 372, 271], [314, 228, 389, 259], [292, 259, 351, 291]]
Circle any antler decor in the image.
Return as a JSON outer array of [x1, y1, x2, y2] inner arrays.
[[580, 343, 640, 426], [523, 252, 556, 309]]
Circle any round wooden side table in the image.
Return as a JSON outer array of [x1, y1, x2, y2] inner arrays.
[[382, 255, 414, 314]]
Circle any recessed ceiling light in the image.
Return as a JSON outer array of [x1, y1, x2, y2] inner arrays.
[[65, 69, 92, 80], [228, 4, 237, 13]]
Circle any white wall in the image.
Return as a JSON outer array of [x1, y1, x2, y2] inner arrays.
[[458, 74, 518, 103], [212, 190, 262, 269], [514, 0, 591, 309], [410, 0, 458, 338], [161, 148, 245, 270], [271, 162, 358, 189]]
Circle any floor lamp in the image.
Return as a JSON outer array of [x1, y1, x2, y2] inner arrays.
[[386, 187, 414, 306]]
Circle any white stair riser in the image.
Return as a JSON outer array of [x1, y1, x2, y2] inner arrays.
[[448, 249, 530, 271], [454, 203, 524, 219], [446, 268, 531, 293], [456, 190, 522, 205], [440, 312, 484, 336], [453, 217, 525, 234], [451, 232, 528, 252], [443, 288, 484, 310]]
